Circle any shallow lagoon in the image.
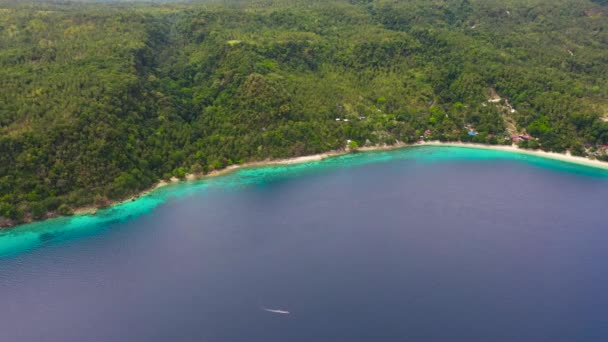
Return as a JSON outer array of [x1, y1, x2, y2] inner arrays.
[[2, 146, 608, 341]]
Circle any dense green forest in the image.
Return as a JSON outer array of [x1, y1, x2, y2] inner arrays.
[[1, 0, 608, 226]]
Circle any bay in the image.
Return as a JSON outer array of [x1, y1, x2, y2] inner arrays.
[[1, 146, 608, 341]]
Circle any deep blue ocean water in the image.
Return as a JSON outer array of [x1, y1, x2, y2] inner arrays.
[[1, 146, 608, 341]]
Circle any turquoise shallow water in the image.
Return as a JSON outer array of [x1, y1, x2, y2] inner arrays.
[[1, 145, 607, 258]]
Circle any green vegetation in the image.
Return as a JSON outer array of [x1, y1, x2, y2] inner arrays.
[[1, 0, 608, 226]]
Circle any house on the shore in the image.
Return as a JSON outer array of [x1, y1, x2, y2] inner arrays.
[[512, 134, 533, 143]]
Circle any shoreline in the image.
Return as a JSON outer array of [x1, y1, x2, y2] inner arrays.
[[67, 149, 357, 218], [3, 141, 608, 230], [419, 141, 608, 170]]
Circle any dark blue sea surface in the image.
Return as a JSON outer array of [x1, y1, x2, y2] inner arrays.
[[1, 146, 608, 341]]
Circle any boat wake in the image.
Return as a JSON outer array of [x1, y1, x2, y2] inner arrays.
[[262, 307, 290, 315]]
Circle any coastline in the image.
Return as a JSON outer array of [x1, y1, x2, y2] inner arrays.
[[41, 140, 608, 218], [3, 141, 608, 230], [70, 149, 354, 218], [419, 141, 608, 170]]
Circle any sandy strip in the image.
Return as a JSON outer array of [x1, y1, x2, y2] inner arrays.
[[418, 141, 608, 170]]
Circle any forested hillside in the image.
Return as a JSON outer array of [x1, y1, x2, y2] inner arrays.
[[1, 0, 608, 226]]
